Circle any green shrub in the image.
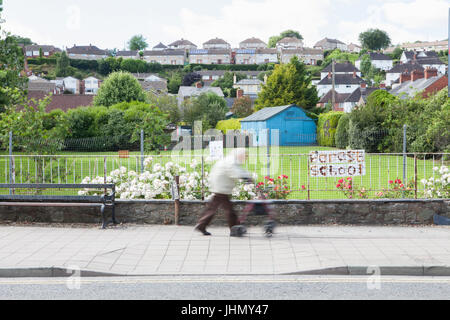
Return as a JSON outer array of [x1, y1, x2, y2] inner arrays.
[[216, 119, 242, 133], [317, 111, 344, 147], [335, 113, 350, 149]]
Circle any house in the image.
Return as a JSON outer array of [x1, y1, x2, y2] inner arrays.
[[314, 38, 347, 51], [280, 48, 323, 65], [177, 83, 224, 105], [386, 62, 424, 87], [240, 104, 317, 146], [62, 76, 80, 94], [24, 45, 61, 58], [234, 48, 278, 65], [168, 39, 197, 51], [197, 70, 262, 86], [239, 37, 267, 49], [355, 52, 393, 71], [400, 51, 446, 74], [233, 78, 265, 98], [66, 45, 109, 60], [139, 75, 168, 94], [142, 49, 186, 65], [316, 72, 366, 97], [400, 40, 448, 52], [27, 78, 58, 94], [341, 84, 385, 113], [116, 50, 140, 59], [389, 68, 448, 99], [347, 43, 362, 54], [317, 89, 351, 111], [189, 49, 232, 65], [82, 76, 101, 95], [320, 62, 361, 80], [276, 37, 304, 52], [203, 38, 231, 50], [153, 43, 168, 51]]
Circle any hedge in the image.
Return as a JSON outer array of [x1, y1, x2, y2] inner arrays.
[[335, 113, 350, 149], [317, 111, 345, 147], [27, 58, 57, 65], [216, 119, 242, 133]]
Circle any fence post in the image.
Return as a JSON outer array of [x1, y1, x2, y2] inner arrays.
[[403, 124, 407, 186], [267, 129, 271, 179], [414, 154, 418, 199], [140, 129, 144, 174], [9, 131, 12, 195], [201, 155, 205, 201], [307, 155, 311, 200], [174, 176, 180, 225]]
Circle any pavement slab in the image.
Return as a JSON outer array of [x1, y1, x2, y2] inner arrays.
[[0, 224, 449, 277]]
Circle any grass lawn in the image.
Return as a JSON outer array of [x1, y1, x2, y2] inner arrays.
[[0, 146, 448, 200]]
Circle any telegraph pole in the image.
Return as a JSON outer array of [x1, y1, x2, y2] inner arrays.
[[332, 59, 336, 107]]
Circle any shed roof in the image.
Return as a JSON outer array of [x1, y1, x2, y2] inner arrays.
[[241, 105, 305, 122]]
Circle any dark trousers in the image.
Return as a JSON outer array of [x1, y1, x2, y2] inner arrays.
[[197, 194, 239, 230]]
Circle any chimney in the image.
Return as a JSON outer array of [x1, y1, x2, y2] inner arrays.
[[353, 71, 356, 78], [424, 67, 438, 79], [411, 70, 424, 82], [195, 82, 202, 89], [236, 89, 244, 99], [328, 72, 332, 79], [380, 83, 386, 89], [360, 82, 367, 89], [400, 72, 410, 84]]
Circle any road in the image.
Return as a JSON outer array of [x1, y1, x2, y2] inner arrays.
[[1, 276, 450, 300]]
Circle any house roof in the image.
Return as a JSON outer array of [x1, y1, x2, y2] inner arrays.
[[357, 52, 392, 61], [196, 70, 262, 77], [189, 49, 231, 55], [178, 86, 224, 97], [143, 49, 185, 56], [318, 90, 351, 104], [314, 38, 346, 47], [240, 37, 267, 45], [282, 48, 323, 55], [415, 57, 445, 65], [321, 62, 360, 73], [28, 80, 56, 93], [235, 79, 263, 86], [241, 105, 306, 122], [389, 75, 446, 99], [24, 45, 60, 52], [27, 92, 94, 112], [203, 38, 230, 46], [344, 87, 382, 103], [67, 45, 108, 55], [277, 37, 303, 44], [387, 62, 424, 74], [116, 50, 139, 57], [168, 39, 197, 47], [402, 41, 448, 49], [153, 42, 168, 49], [140, 80, 167, 92], [318, 74, 366, 85]]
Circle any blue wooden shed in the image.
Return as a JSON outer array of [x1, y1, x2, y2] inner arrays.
[[240, 104, 317, 146]]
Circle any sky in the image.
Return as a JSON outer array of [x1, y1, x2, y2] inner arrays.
[[1, 0, 449, 50]]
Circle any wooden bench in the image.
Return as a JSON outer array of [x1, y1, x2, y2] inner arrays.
[[0, 184, 117, 229], [118, 150, 130, 159]]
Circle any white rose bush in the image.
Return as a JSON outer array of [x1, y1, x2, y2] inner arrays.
[[421, 166, 450, 199], [79, 157, 258, 201]]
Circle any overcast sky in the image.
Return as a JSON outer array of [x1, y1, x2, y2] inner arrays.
[[1, 0, 449, 50]]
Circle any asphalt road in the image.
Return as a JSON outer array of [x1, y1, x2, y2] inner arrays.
[[1, 276, 450, 300]]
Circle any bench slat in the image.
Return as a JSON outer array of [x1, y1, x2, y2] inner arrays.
[[0, 202, 104, 207], [0, 195, 104, 202]]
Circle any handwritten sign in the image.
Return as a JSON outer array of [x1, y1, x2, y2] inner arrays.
[[309, 150, 366, 177], [209, 141, 224, 161]]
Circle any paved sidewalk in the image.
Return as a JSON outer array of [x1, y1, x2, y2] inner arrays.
[[0, 225, 450, 276]]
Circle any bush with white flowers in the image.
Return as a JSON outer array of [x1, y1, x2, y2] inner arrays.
[[79, 157, 258, 201], [421, 166, 450, 199]]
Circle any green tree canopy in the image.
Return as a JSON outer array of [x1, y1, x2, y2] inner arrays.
[[322, 49, 359, 67], [255, 56, 319, 111], [93, 71, 146, 107], [268, 30, 303, 48], [55, 51, 71, 77], [128, 34, 148, 51], [211, 72, 247, 98], [181, 92, 228, 130], [359, 29, 391, 51], [231, 96, 253, 118]]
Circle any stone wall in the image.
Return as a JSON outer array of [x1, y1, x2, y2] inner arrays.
[[0, 199, 448, 226]]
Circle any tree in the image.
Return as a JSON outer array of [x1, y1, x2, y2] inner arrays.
[[10, 35, 34, 46], [211, 72, 247, 98], [128, 35, 148, 51], [255, 56, 319, 111], [231, 96, 253, 118], [93, 71, 146, 107], [167, 72, 182, 94], [390, 47, 404, 60], [181, 92, 228, 130], [55, 51, 71, 77], [268, 30, 303, 48], [359, 29, 391, 51], [323, 49, 359, 67], [147, 92, 181, 124], [359, 54, 372, 76], [182, 72, 202, 87]]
